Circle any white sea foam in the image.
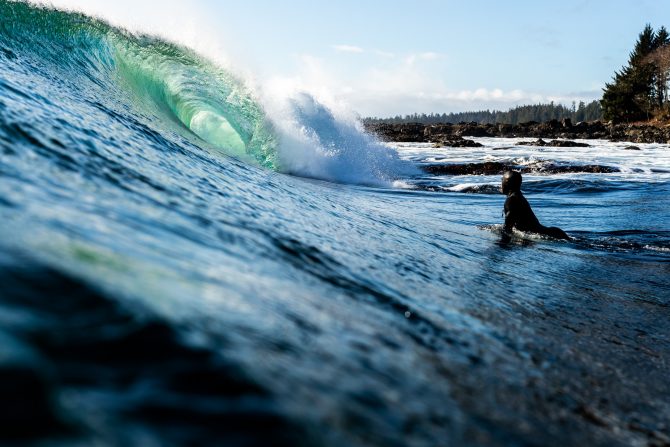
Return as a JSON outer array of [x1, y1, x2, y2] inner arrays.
[[445, 183, 498, 193], [259, 90, 417, 185], [644, 245, 670, 253], [394, 137, 670, 187]]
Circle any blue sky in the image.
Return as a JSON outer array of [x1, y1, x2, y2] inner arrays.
[[47, 0, 670, 116]]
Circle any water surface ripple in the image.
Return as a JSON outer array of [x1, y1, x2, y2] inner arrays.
[[1, 3, 669, 446]]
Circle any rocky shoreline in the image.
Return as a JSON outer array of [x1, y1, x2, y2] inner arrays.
[[364, 119, 670, 145], [422, 161, 620, 176]]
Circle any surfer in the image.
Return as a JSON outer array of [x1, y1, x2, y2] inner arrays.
[[501, 171, 570, 240]]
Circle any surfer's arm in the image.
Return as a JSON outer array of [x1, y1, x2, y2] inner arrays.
[[503, 197, 518, 233]]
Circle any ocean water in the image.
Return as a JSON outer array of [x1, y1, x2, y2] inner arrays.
[[1, 3, 669, 446]]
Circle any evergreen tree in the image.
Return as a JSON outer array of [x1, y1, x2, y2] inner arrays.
[[651, 26, 670, 108], [602, 24, 665, 122], [583, 100, 603, 121]]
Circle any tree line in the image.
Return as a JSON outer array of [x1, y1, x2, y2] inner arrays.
[[601, 24, 670, 123], [364, 100, 602, 125]]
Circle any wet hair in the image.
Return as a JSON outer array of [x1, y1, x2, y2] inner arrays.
[[502, 170, 522, 193]]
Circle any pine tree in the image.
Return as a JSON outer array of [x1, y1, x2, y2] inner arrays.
[[651, 26, 670, 108], [602, 24, 664, 122]]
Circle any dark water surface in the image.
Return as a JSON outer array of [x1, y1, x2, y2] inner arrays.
[[1, 3, 669, 446]]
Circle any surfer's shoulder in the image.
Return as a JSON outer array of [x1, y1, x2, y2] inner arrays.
[[504, 191, 524, 211]]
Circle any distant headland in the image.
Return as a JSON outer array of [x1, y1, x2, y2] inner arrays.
[[363, 119, 670, 145]]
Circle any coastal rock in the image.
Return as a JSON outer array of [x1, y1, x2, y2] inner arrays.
[[455, 122, 494, 137], [366, 123, 426, 142], [433, 136, 483, 148], [424, 123, 453, 138], [497, 123, 514, 136], [423, 162, 510, 176], [422, 162, 619, 176], [608, 124, 670, 144], [517, 139, 591, 148], [517, 138, 550, 146]]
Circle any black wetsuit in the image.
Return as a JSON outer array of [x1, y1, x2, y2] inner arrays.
[[504, 191, 569, 240]]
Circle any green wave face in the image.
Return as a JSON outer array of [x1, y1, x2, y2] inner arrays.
[[110, 37, 278, 167], [0, 1, 278, 168]]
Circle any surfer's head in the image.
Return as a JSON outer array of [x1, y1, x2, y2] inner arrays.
[[502, 170, 522, 194]]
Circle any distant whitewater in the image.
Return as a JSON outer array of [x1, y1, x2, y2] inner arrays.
[[1, 2, 669, 446]]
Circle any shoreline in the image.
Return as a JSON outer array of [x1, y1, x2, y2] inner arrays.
[[364, 119, 670, 145]]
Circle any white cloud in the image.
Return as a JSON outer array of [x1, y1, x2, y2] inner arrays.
[[445, 88, 531, 102], [405, 51, 442, 65], [332, 44, 365, 53], [373, 50, 396, 58], [418, 52, 440, 60], [348, 88, 602, 117], [266, 51, 602, 117]]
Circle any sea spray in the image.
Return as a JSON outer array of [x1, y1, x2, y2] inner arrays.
[[261, 91, 417, 185]]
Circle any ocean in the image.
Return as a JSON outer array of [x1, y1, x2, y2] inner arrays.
[[1, 2, 669, 446]]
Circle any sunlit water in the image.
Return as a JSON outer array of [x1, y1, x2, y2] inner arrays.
[[1, 3, 669, 446]]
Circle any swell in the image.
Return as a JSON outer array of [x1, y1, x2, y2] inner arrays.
[[478, 225, 670, 258], [570, 230, 670, 255], [0, 1, 277, 166], [0, 249, 311, 445]]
